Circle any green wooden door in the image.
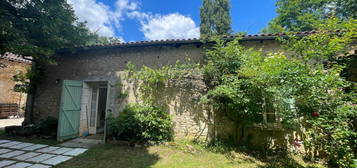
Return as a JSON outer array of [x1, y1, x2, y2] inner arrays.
[[57, 80, 83, 141]]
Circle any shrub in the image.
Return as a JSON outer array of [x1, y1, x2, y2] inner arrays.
[[108, 103, 172, 143], [202, 18, 357, 167], [4, 116, 58, 138], [34, 116, 58, 136]]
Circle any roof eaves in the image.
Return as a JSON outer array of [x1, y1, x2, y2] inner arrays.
[[0, 53, 32, 64], [60, 31, 325, 52]]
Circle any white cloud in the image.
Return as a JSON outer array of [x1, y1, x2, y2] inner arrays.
[[116, 0, 137, 11], [132, 13, 200, 40], [68, 0, 200, 41], [67, 0, 138, 38], [68, 0, 112, 36], [111, 0, 138, 28]]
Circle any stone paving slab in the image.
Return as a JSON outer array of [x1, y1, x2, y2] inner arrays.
[[35, 147, 59, 153], [14, 152, 41, 161], [22, 145, 47, 151], [4, 162, 32, 168], [0, 150, 25, 159], [0, 160, 16, 168], [41, 155, 72, 166], [0, 140, 10, 144], [0, 149, 12, 154], [26, 154, 56, 163], [9, 143, 34, 150], [48, 148, 72, 155], [0, 141, 22, 148], [61, 138, 102, 148], [62, 148, 87, 156], [27, 164, 51, 168], [0, 139, 87, 167]]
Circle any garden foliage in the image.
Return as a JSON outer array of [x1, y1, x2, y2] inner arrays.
[[115, 18, 356, 167], [108, 61, 202, 143], [203, 18, 356, 167], [107, 103, 172, 143], [262, 0, 357, 33]]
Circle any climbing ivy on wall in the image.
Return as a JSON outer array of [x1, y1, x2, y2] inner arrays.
[[126, 61, 203, 106], [107, 61, 203, 143]]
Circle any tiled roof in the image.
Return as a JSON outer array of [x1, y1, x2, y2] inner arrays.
[[0, 52, 32, 64], [71, 30, 331, 50]]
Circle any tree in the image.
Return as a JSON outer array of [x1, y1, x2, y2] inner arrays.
[[261, 0, 357, 33], [0, 0, 120, 124], [200, 0, 232, 38], [0, 0, 97, 61], [86, 36, 123, 46]]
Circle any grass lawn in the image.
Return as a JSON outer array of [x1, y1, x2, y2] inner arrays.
[[0, 130, 325, 168], [56, 141, 326, 168]]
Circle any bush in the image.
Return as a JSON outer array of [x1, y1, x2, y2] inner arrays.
[[201, 18, 357, 168], [4, 117, 58, 138], [34, 116, 58, 136], [107, 103, 172, 143]]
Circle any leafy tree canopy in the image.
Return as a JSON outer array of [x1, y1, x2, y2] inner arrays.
[[261, 0, 357, 33], [0, 0, 118, 61], [1, 0, 123, 94], [200, 0, 232, 38]]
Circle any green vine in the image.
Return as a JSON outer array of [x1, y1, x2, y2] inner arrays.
[[201, 18, 357, 168], [116, 81, 128, 100], [125, 61, 202, 106], [122, 18, 357, 168]]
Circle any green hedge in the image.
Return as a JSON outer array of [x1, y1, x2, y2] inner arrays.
[[107, 103, 172, 143]]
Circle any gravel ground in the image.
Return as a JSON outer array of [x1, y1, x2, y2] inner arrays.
[[0, 118, 24, 130]]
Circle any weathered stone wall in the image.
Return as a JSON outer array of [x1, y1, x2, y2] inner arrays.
[[0, 58, 30, 114], [115, 71, 212, 140], [214, 113, 305, 150], [32, 44, 205, 138], [31, 39, 288, 142]]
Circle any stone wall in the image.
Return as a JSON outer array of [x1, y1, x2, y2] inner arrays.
[[32, 44, 205, 139], [115, 71, 212, 140], [30, 39, 289, 142], [32, 44, 204, 118], [0, 58, 30, 115], [214, 113, 305, 150]]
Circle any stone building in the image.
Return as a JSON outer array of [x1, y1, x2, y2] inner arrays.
[[0, 53, 32, 118], [24, 32, 356, 148]]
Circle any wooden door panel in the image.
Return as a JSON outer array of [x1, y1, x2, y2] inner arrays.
[[57, 80, 83, 141]]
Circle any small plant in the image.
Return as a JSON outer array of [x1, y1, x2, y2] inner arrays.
[[116, 82, 128, 99], [34, 116, 58, 137], [12, 69, 33, 93], [107, 103, 172, 143], [117, 91, 128, 99]]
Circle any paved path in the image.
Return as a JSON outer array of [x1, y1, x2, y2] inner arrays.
[[0, 118, 24, 130], [0, 139, 87, 167], [60, 137, 103, 148]]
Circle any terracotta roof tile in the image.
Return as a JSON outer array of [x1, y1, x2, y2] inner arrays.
[[66, 30, 341, 51], [0, 52, 32, 64]]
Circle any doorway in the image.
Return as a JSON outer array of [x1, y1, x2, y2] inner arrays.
[[88, 82, 108, 136], [96, 87, 107, 133]]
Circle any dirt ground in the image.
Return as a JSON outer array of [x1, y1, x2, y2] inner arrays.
[[0, 118, 24, 130]]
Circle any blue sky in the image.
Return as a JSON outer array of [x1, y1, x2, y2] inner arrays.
[[68, 0, 277, 42]]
